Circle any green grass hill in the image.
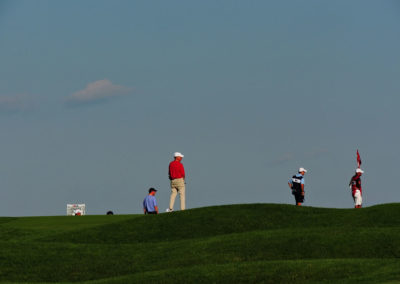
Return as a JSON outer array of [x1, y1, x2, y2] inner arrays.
[[1, 203, 400, 283]]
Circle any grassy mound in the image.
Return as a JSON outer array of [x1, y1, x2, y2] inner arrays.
[[0, 204, 399, 283]]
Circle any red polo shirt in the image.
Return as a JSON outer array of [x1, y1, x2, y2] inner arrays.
[[169, 160, 185, 180]]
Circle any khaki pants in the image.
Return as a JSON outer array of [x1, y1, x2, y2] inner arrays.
[[169, 178, 185, 210]]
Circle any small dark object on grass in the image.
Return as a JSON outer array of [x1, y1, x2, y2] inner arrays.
[[106, 211, 114, 215]]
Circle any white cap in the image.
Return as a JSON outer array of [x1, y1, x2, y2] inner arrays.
[[299, 167, 307, 173], [174, 152, 184, 158], [356, 168, 364, 173]]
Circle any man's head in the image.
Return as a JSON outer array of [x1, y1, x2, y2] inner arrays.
[[355, 168, 364, 176], [148, 188, 157, 195], [298, 167, 307, 175], [174, 152, 184, 161]]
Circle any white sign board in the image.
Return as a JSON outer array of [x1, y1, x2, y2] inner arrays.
[[67, 204, 86, 216]]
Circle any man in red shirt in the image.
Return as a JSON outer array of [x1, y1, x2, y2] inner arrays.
[[167, 152, 186, 212], [349, 168, 364, 208]]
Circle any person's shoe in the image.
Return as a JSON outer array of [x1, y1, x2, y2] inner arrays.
[[166, 208, 173, 213]]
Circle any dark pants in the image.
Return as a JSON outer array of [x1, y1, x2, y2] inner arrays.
[[293, 192, 304, 204]]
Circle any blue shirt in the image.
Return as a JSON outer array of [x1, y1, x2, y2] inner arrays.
[[143, 195, 157, 212], [289, 173, 305, 185]]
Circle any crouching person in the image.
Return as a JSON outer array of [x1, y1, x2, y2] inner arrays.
[[143, 188, 158, 214]]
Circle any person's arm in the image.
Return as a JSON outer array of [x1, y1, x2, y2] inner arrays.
[[301, 184, 305, 195], [143, 199, 147, 214], [153, 198, 158, 214], [181, 163, 185, 180], [288, 182, 292, 189]]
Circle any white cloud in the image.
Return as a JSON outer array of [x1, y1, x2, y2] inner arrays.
[[270, 152, 295, 166], [0, 95, 29, 112], [269, 149, 329, 167], [67, 79, 131, 104]]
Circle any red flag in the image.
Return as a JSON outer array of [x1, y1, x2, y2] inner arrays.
[[357, 150, 362, 168]]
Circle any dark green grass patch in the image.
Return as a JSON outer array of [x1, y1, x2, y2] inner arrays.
[[82, 259, 400, 284], [1, 227, 399, 282], [0, 203, 399, 283], [40, 204, 400, 244], [0, 215, 135, 242], [26, 259, 399, 284]]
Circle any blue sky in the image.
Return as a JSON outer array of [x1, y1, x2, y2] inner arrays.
[[1, 0, 399, 216]]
